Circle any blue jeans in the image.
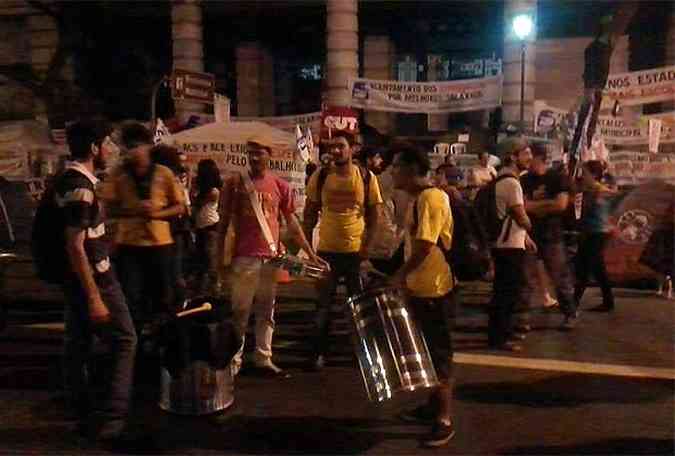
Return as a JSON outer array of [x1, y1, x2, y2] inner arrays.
[[62, 274, 137, 422]]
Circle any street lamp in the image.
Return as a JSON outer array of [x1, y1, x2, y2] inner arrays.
[[513, 14, 534, 129]]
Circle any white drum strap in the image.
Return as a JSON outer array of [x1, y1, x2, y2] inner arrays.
[[240, 171, 277, 256]]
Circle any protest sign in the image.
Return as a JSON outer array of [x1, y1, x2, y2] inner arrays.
[[153, 118, 173, 145], [533, 101, 569, 134], [214, 94, 231, 123], [648, 119, 663, 153], [598, 114, 674, 146], [320, 106, 359, 139], [235, 112, 321, 134], [451, 58, 484, 79], [296, 125, 311, 162], [347, 75, 503, 114], [604, 64, 675, 106]]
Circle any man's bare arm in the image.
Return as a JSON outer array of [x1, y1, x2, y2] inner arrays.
[[65, 227, 109, 322], [526, 192, 569, 216], [361, 203, 382, 257], [392, 239, 433, 285], [302, 200, 321, 244], [509, 204, 532, 232]]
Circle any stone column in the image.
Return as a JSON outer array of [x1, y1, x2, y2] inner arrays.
[[363, 35, 395, 134], [664, 5, 675, 111], [325, 0, 358, 107], [502, 0, 537, 131], [171, 0, 205, 118], [661, 4, 675, 152], [28, 9, 58, 119], [261, 48, 275, 117], [236, 42, 263, 117]]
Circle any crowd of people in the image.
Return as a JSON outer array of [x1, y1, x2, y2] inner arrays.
[[43, 119, 624, 448]]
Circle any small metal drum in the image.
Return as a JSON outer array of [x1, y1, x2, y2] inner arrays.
[[268, 253, 329, 280], [345, 287, 439, 402], [159, 300, 237, 415]]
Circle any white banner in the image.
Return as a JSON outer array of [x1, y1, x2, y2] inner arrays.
[[178, 142, 306, 213], [598, 114, 675, 146], [347, 76, 503, 113], [608, 150, 675, 185], [604, 64, 675, 106], [533, 100, 569, 134], [235, 112, 321, 134]]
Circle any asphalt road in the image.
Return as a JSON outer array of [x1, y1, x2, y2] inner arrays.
[[0, 285, 673, 455]]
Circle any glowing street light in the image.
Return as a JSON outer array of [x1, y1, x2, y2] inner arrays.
[[513, 14, 534, 41], [512, 14, 534, 128]]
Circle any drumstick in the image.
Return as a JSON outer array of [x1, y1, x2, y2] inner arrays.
[[176, 302, 212, 318]]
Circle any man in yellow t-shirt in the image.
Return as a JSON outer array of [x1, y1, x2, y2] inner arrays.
[[100, 123, 185, 329], [389, 143, 456, 448], [303, 130, 382, 369]]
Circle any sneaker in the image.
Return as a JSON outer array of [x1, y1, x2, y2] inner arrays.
[[509, 333, 526, 342], [399, 404, 436, 424], [588, 303, 614, 312], [309, 355, 325, 372], [543, 301, 560, 312], [489, 341, 523, 352], [560, 312, 579, 331], [422, 420, 456, 447], [253, 361, 291, 378], [94, 419, 126, 442], [514, 324, 532, 333]]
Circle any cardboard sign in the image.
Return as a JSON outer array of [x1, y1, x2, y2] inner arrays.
[[320, 106, 359, 139]]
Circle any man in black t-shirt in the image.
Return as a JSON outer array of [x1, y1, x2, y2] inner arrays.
[[523, 145, 579, 330], [57, 121, 137, 442]]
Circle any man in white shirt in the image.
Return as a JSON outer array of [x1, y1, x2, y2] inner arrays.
[[468, 151, 497, 200], [471, 151, 497, 185], [489, 137, 536, 352]]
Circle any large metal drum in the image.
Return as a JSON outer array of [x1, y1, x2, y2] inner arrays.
[[159, 300, 238, 415], [345, 286, 439, 402]]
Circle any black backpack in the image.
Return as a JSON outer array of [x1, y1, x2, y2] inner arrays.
[[473, 174, 518, 244], [447, 200, 492, 281], [31, 176, 67, 285], [412, 188, 491, 281]]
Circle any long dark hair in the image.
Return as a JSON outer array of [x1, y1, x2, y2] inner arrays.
[[150, 144, 182, 175], [195, 159, 223, 199]]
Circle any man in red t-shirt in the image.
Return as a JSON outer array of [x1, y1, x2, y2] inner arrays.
[[220, 140, 325, 377]]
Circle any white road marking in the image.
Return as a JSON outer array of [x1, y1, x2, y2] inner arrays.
[[454, 353, 675, 380]]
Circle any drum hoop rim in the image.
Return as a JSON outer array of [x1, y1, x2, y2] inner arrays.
[[345, 286, 404, 306]]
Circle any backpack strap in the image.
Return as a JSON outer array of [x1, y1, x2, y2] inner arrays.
[[494, 173, 519, 244]]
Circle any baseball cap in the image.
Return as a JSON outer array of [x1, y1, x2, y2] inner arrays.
[[496, 136, 530, 159], [247, 137, 275, 152]]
